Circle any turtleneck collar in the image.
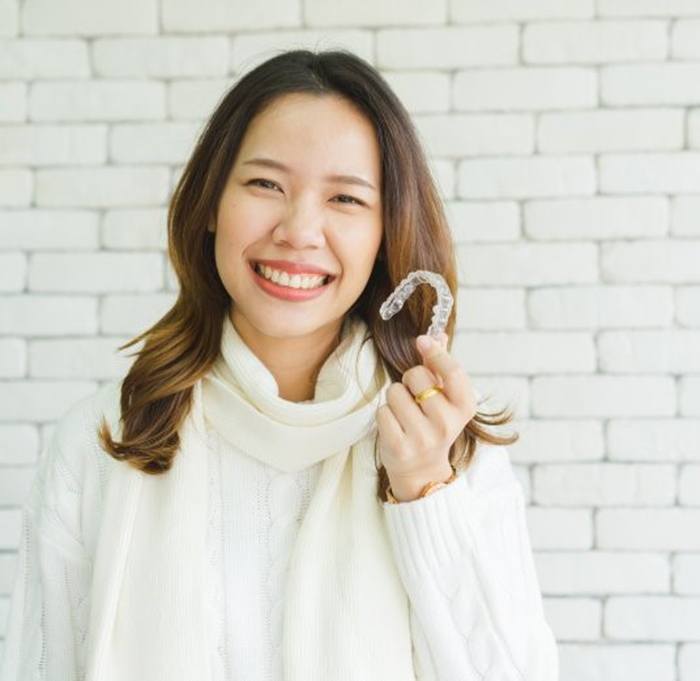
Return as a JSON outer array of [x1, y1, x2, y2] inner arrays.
[[200, 313, 391, 473]]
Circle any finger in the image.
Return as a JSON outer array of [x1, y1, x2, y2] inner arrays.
[[415, 333, 471, 409], [385, 381, 434, 445]]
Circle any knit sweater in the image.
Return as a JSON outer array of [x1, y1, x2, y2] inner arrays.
[[1, 327, 559, 681]]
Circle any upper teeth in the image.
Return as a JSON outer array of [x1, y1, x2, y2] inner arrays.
[[255, 263, 329, 289]]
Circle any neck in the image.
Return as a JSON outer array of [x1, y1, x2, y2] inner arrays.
[[229, 308, 345, 403]]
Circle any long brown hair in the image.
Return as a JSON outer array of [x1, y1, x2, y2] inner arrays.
[[98, 48, 518, 501]]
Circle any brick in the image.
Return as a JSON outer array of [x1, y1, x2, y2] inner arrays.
[[101, 293, 176, 334], [0, 381, 97, 422], [675, 554, 700, 594], [0, 338, 25, 377], [0, 169, 31, 206], [458, 156, 596, 199], [524, 20, 667, 64], [29, 80, 165, 122], [0, 253, 26, 291], [29, 252, 163, 293], [381, 72, 450, 113], [524, 197, 668, 240], [35, 167, 169, 208], [93, 37, 229, 77], [527, 508, 593, 549], [689, 111, 700, 150], [0, 82, 26, 121], [600, 153, 700, 194], [0, 124, 106, 166], [529, 285, 673, 329], [454, 287, 526, 329], [680, 378, 700, 416], [0, 509, 22, 550], [0, 424, 39, 465], [598, 509, 700, 550], [0, 554, 18, 594], [446, 201, 520, 242], [109, 123, 202, 165], [454, 67, 596, 111], [531, 376, 676, 417], [533, 463, 676, 506], [677, 287, 700, 326], [415, 113, 533, 156], [537, 552, 669, 594], [0, 0, 17, 37], [605, 596, 700, 640], [680, 643, 700, 680], [672, 19, 700, 58], [102, 209, 167, 250], [376, 25, 517, 69], [162, 0, 299, 32], [599, 0, 700, 17], [168, 79, 230, 120], [231, 30, 373, 72], [457, 242, 597, 285], [21, 0, 157, 36], [429, 158, 455, 199], [0, 38, 89, 78], [305, 0, 445, 27], [599, 330, 700, 373], [0, 467, 36, 506], [559, 644, 675, 680], [509, 420, 604, 463], [679, 465, 700, 506], [601, 239, 700, 283], [453, 331, 595, 374], [608, 419, 700, 462], [0, 210, 98, 250], [602, 63, 700, 105], [451, 0, 594, 21], [538, 109, 683, 153], [0, 295, 97, 335], [672, 197, 700, 236], [29, 338, 131, 379], [542, 598, 601, 641]]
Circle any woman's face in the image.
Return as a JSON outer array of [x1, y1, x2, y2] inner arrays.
[[211, 92, 383, 341]]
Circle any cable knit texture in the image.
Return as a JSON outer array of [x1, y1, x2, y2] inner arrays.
[[0, 316, 559, 681]]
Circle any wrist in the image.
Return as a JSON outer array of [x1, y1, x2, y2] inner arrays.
[[386, 463, 456, 503]]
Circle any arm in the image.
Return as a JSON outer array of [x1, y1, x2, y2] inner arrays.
[[0, 434, 92, 681], [382, 446, 559, 681]]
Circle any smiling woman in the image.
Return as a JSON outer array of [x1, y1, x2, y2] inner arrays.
[[0, 48, 557, 681]]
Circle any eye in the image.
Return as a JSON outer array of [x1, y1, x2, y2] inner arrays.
[[248, 178, 281, 191], [333, 194, 365, 206], [246, 178, 365, 206]]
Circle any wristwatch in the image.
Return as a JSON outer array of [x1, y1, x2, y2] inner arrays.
[[386, 464, 457, 504]]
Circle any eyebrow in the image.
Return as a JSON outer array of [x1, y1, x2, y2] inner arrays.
[[242, 157, 377, 192]]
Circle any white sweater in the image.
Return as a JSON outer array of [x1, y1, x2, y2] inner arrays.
[[0, 383, 559, 680]]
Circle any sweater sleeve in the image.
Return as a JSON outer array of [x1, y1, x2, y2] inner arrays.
[[0, 430, 93, 681], [382, 445, 559, 681]]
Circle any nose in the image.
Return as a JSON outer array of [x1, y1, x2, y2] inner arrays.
[[272, 200, 327, 250]]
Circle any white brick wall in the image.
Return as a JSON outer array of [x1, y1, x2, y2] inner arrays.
[[1, 2, 699, 679]]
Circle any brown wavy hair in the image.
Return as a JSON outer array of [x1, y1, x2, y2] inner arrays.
[[98, 48, 519, 502]]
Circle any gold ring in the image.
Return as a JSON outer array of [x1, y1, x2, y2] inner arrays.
[[414, 385, 443, 404]]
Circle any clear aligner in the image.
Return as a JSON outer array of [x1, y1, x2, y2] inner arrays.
[[379, 270, 453, 340]]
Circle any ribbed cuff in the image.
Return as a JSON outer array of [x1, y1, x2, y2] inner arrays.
[[382, 472, 521, 586]]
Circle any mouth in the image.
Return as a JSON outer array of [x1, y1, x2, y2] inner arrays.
[[248, 260, 336, 288]]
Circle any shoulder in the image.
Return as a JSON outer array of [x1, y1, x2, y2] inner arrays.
[[47, 379, 123, 483]]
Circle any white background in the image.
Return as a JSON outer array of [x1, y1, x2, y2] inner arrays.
[[1, 0, 700, 678]]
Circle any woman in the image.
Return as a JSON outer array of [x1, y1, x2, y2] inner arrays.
[[0, 49, 559, 680]]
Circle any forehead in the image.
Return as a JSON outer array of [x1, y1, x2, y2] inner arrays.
[[236, 93, 381, 182]]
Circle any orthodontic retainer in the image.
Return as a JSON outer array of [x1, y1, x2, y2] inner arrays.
[[379, 270, 453, 340]]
